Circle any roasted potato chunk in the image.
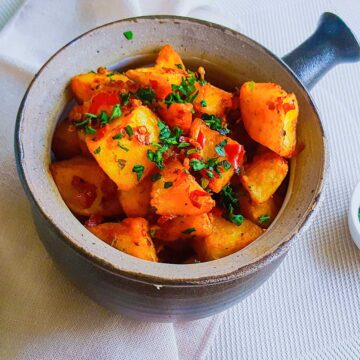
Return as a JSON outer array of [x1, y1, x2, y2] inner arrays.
[[193, 83, 233, 117], [240, 82, 299, 157], [71, 69, 129, 103], [239, 193, 282, 228], [190, 118, 245, 192], [86, 106, 159, 191], [118, 176, 152, 217], [193, 213, 264, 261], [125, 67, 185, 99], [154, 214, 213, 242], [151, 160, 215, 215], [52, 120, 82, 160], [157, 102, 193, 134], [88, 218, 157, 262], [155, 44, 185, 70], [240, 150, 288, 203], [50, 156, 122, 216]]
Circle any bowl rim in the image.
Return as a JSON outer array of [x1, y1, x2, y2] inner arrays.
[[15, 15, 328, 286]]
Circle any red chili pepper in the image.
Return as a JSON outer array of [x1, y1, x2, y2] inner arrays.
[[196, 131, 205, 148], [157, 215, 176, 225], [89, 92, 119, 114], [85, 214, 103, 227], [225, 143, 245, 170], [189, 153, 202, 161], [94, 125, 108, 141], [149, 80, 158, 90], [211, 207, 224, 217], [189, 190, 210, 208], [283, 102, 296, 113]]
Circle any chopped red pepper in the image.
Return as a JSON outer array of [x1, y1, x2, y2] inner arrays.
[[196, 131, 205, 148], [283, 102, 296, 113], [189, 190, 210, 208], [157, 214, 176, 225], [94, 125, 108, 141], [225, 143, 245, 170], [211, 207, 224, 217], [89, 92, 119, 114]]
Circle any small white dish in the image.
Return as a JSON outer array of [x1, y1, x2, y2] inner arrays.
[[348, 182, 360, 249]]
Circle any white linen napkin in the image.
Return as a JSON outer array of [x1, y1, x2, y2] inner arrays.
[[1, 0, 360, 359]]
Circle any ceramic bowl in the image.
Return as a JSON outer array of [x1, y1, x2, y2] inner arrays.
[[15, 14, 360, 321]]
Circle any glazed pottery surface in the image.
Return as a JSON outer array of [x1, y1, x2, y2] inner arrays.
[[15, 15, 360, 321]]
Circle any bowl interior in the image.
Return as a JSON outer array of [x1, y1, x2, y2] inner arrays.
[[16, 16, 326, 284]]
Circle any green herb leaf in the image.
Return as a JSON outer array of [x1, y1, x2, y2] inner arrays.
[[121, 92, 130, 105], [123, 31, 133, 40], [125, 125, 133, 138], [150, 228, 157, 238], [112, 133, 124, 140], [198, 79, 207, 86], [132, 164, 144, 181], [151, 173, 162, 182], [231, 214, 244, 225], [110, 104, 122, 120], [93, 146, 101, 154], [248, 81, 255, 91], [182, 227, 196, 234], [258, 214, 271, 224], [190, 159, 207, 171], [84, 112, 98, 119], [187, 148, 198, 155], [99, 111, 110, 125], [200, 100, 207, 107], [175, 63, 183, 69], [85, 126, 96, 135], [201, 114, 230, 135], [164, 181, 173, 189], [135, 87, 156, 104], [215, 139, 227, 157], [177, 142, 190, 148], [117, 143, 129, 152], [164, 75, 199, 106]]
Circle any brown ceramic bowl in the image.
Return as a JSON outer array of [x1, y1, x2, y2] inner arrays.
[[15, 14, 360, 321]]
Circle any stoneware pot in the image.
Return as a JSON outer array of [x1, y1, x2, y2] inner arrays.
[[15, 13, 360, 322]]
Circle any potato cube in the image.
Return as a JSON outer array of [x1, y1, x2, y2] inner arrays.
[[88, 218, 157, 262], [155, 214, 213, 241], [239, 193, 282, 228], [190, 118, 245, 192], [151, 160, 215, 215], [155, 44, 185, 70], [193, 213, 264, 261], [50, 156, 122, 216], [86, 105, 159, 191], [240, 150, 288, 203], [157, 102, 193, 134], [118, 176, 152, 217], [240, 82, 299, 157]]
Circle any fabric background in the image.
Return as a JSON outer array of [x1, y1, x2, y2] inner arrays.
[[0, 0, 360, 359]]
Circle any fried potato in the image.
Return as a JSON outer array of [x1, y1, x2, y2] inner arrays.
[[155, 214, 213, 242], [88, 218, 157, 261], [193, 83, 233, 117], [157, 102, 193, 134], [190, 118, 245, 192], [239, 193, 282, 228], [125, 67, 186, 100], [240, 150, 288, 203], [71, 69, 129, 103], [155, 44, 185, 70], [50, 156, 122, 216], [118, 176, 152, 217], [240, 82, 299, 157], [193, 213, 264, 261], [150, 160, 215, 215], [86, 105, 159, 191], [52, 120, 82, 160]]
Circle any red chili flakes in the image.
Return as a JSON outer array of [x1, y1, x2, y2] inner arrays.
[[189, 190, 210, 208]]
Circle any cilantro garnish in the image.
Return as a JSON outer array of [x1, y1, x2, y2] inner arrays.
[[164, 75, 199, 107], [164, 181, 173, 189], [125, 125, 133, 138], [132, 164, 144, 181], [117, 143, 129, 152], [93, 146, 101, 154], [219, 184, 244, 226], [121, 92, 130, 105], [135, 87, 156, 104], [248, 81, 255, 91], [201, 114, 230, 135], [258, 214, 271, 224], [151, 173, 162, 182], [215, 140, 227, 157], [85, 126, 96, 135], [112, 133, 124, 140], [99, 111, 109, 125], [190, 157, 231, 175], [200, 100, 207, 107], [110, 104, 122, 120], [182, 227, 196, 234], [123, 31, 133, 40], [175, 63, 183, 69]]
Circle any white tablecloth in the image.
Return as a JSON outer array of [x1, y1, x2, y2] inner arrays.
[[1, 0, 360, 359]]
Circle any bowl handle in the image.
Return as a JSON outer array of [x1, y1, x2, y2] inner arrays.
[[282, 12, 360, 90]]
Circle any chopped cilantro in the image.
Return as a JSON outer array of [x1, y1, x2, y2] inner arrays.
[[190, 159, 207, 171], [182, 227, 196, 234], [125, 125, 133, 137], [99, 111, 110, 125], [123, 31, 133, 40], [258, 214, 271, 224], [135, 87, 156, 104], [187, 148, 198, 155], [151, 173, 162, 182], [150, 228, 157, 238], [84, 112, 97, 119], [110, 104, 122, 120], [198, 79, 207, 86], [93, 146, 101, 154], [178, 142, 190, 148], [164, 181, 173, 189], [220, 184, 244, 226], [201, 114, 230, 135], [132, 164, 144, 181], [164, 75, 199, 106], [85, 126, 96, 135], [215, 139, 227, 157], [248, 81, 255, 91], [175, 63, 183, 69], [112, 133, 124, 140], [121, 92, 130, 105], [200, 100, 207, 107], [117, 143, 129, 152]]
